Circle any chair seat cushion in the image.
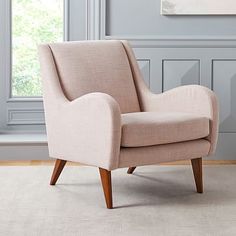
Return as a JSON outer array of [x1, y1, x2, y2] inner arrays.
[[121, 112, 210, 147]]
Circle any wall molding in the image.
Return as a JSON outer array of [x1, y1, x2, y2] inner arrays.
[[211, 59, 236, 133], [137, 59, 151, 87], [162, 59, 200, 92], [211, 58, 236, 94], [7, 109, 45, 125], [86, 0, 101, 40]]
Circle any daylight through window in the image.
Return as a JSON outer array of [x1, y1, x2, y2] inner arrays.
[[12, 0, 64, 97]]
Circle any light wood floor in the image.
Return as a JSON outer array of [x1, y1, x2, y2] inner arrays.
[[0, 160, 236, 166]]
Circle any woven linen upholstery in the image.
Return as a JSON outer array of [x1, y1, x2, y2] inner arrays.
[[119, 139, 210, 168], [38, 40, 219, 171], [49, 41, 140, 113], [121, 112, 209, 147], [121, 40, 219, 155]]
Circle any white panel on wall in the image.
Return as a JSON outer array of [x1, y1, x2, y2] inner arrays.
[[163, 60, 200, 91], [137, 60, 150, 87], [213, 60, 236, 132]]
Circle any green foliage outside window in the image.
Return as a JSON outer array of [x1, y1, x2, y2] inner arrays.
[[12, 0, 63, 96]]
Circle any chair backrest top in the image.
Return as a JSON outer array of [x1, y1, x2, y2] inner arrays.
[[48, 40, 140, 113]]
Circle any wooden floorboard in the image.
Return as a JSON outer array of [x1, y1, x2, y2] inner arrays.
[[0, 160, 236, 166]]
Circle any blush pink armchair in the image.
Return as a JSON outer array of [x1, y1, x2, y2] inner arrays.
[[39, 40, 219, 209]]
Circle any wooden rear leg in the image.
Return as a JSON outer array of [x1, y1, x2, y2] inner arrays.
[[50, 159, 67, 185], [127, 167, 136, 174], [99, 168, 113, 209], [191, 158, 203, 193]]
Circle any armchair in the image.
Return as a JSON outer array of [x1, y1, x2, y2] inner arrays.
[[39, 40, 219, 209]]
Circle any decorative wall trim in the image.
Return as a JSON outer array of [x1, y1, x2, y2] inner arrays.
[[7, 109, 45, 125], [104, 34, 236, 41], [130, 40, 236, 49], [7, 97, 43, 103], [211, 59, 236, 133], [86, 0, 101, 40], [64, 0, 70, 41], [162, 59, 200, 92], [137, 59, 151, 87], [211, 58, 236, 95], [5, 0, 12, 101]]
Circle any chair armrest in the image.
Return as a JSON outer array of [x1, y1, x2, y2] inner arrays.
[[142, 85, 219, 155], [46, 92, 121, 170]]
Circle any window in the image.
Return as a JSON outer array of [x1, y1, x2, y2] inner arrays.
[[11, 0, 64, 97], [0, 0, 87, 132]]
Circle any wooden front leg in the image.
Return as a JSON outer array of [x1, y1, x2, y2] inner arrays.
[[99, 168, 113, 209]]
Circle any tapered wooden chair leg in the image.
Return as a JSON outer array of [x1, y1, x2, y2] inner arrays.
[[191, 158, 203, 193], [50, 159, 67, 185], [127, 167, 136, 174], [99, 168, 113, 209]]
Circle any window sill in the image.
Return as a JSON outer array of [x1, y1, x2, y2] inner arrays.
[[0, 133, 47, 145]]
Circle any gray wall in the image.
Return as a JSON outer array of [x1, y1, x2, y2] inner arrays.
[[102, 0, 236, 160], [106, 0, 236, 37], [1, 0, 236, 160]]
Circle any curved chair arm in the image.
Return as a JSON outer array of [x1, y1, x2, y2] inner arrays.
[[46, 92, 121, 170], [142, 85, 219, 155]]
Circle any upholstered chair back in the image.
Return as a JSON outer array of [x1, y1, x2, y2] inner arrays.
[[48, 40, 140, 113]]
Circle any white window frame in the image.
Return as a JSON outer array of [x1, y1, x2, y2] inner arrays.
[[0, 0, 89, 133]]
